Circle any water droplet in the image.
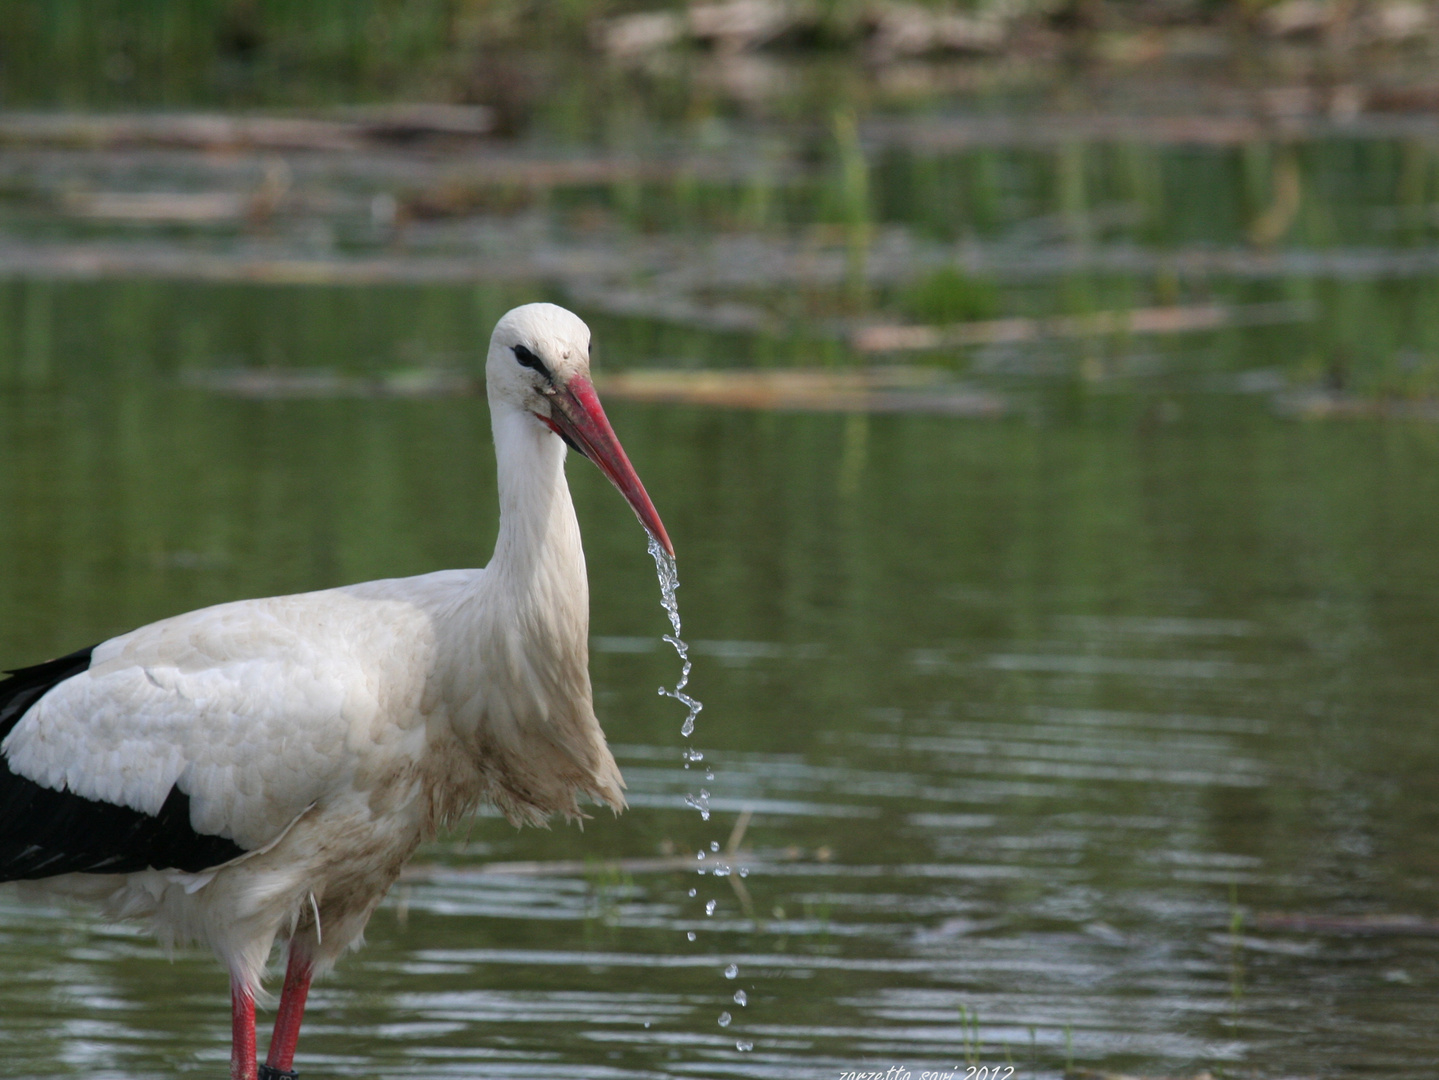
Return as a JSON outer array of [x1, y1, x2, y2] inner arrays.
[[738, 867, 749, 878], [705, 769, 715, 781], [724, 964, 738, 979], [643, 1020, 651, 1028], [710, 841, 720, 852], [684, 791, 711, 821], [736, 1039, 753, 1052], [705, 899, 717, 916], [688, 887, 697, 898], [717, 1011, 732, 1027], [734, 989, 747, 1006], [686, 931, 696, 941]]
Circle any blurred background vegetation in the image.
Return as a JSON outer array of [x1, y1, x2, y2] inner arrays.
[[2, 0, 1437, 107], [0, 0, 1435, 404]]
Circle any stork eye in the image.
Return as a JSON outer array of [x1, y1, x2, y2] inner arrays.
[[512, 344, 551, 379]]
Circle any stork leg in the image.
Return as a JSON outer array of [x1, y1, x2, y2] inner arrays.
[[260, 942, 314, 1080], [231, 978, 258, 1080]]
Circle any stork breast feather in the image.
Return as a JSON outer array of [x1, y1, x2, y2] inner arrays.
[[2, 655, 364, 852]]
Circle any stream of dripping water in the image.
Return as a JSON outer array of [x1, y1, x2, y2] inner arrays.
[[650, 536, 703, 745], [647, 535, 751, 1054]]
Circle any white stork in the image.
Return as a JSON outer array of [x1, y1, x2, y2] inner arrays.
[[0, 303, 672, 1080]]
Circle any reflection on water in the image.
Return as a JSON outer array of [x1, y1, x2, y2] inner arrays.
[[4, 278, 1439, 1079]]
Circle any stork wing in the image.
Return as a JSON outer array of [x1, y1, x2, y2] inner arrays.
[[0, 646, 246, 879], [0, 585, 442, 880]]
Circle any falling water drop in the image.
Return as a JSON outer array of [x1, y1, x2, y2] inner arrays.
[[684, 790, 711, 820], [734, 990, 747, 1006], [710, 841, 720, 852], [717, 1011, 732, 1028], [687, 931, 696, 942], [688, 887, 697, 898], [736, 1039, 753, 1051], [705, 899, 717, 916], [724, 964, 738, 979]]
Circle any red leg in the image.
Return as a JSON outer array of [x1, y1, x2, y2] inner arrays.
[[231, 978, 257, 1080], [265, 943, 314, 1073]]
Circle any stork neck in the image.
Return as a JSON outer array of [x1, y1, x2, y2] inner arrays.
[[488, 406, 586, 604]]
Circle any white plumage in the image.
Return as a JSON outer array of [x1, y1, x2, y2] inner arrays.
[[0, 303, 672, 1080]]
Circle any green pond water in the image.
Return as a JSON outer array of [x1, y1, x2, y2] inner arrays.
[[2, 275, 1439, 1080]]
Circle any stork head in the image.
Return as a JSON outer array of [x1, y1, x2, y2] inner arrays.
[[487, 303, 673, 557]]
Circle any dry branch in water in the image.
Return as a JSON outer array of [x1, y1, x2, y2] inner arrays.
[[853, 302, 1314, 352], [595, 367, 1006, 416], [0, 107, 495, 152]]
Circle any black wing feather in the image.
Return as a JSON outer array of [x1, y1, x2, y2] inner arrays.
[[0, 647, 246, 881]]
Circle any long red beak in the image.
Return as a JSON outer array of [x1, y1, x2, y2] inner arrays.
[[541, 374, 674, 558]]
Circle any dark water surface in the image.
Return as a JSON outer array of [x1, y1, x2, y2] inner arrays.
[[2, 279, 1439, 1079]]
